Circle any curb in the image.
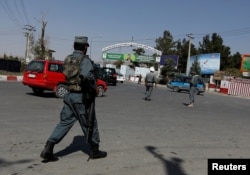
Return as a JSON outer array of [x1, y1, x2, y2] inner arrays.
[[0, 75, 23, 81]]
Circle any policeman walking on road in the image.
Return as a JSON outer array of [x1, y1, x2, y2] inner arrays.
[[144, 67, 156, 101], [188, 71, 199, 108], [40, 36, 107, 161]]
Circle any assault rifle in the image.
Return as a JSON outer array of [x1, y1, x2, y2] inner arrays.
[[85, 93, 95, 143], [81, 78, 96, 144]]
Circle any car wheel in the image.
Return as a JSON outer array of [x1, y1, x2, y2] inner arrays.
[[173, 86, 180, 92], [55, 84, 68, 98], [120, 81, 123, 83], [96, 86, 104, 97], [113, 82, 117, 86], [32, 88, 44, 95]]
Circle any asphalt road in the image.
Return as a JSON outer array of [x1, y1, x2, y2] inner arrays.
[[1, 81, 250, 175]]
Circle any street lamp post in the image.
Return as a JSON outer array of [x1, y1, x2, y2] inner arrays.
[[186, 34, 194, 76], [90, 36, 102, 59]]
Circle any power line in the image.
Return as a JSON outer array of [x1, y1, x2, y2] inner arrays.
[[0, 0, 22, 27], [20, 0, 30, 25], [13, 0, 25, 25], [218, 27, 250, 37], [189, 27, 250, 38], [0, 0, 30, 28]]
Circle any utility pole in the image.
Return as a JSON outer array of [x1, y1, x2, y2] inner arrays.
[[23, 25, 36, 62], [40, 21, 47, 58], [186, 34, 194, 76]]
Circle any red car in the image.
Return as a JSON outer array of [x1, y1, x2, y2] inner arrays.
[[22, 59, 107, 98], [96, 79, 107, 97]]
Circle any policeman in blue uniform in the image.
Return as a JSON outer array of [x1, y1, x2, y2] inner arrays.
[[144, 67, 156, 101], [40, 36, 107, 161], [188, 71, 199, 108]]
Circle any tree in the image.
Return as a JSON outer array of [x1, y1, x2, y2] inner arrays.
[[33, 20, 50, 59], [189, 56, 201, 75], [198, 33, 231, 70], [224, 68, 241, 77], [176, 38, 198, 73], [132, 48, 145, 55], [161, 58, 176, 76], [227, 52, 241, 69], [155, 30, 177, 55], [40, 20, 47, 57]]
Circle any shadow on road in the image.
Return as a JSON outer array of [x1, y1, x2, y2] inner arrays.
[[0, 158, 34, 168], [55, 135, 90, 158], [145, 146, 189, 175]]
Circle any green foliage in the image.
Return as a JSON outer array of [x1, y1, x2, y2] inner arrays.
[[33, 39, 46, 59], [226, 52, 241, 70], [175, 38, 198, 73], [160, 59, 176, 76], [1, 54, 19, 60], [132, 48, 145, 55], [158, 76, 167, 85], [224, 68, 242, 77], [155, 30, 177, 55], [189, 56, 201, 75]]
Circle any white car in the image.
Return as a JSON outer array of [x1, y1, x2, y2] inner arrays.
[[117, 73, 126, 83]]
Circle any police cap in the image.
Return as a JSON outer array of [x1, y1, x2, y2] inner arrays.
[[74, 36, 89, 47]]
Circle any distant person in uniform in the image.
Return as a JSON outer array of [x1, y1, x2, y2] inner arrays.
[[40, 36, 107, 162], [188, 71, 199, 107], [144, 67, 156, 101], [138, 74, 142, 84]]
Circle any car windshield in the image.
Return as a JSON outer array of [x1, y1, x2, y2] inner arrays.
[[26, 61, 45, 72]]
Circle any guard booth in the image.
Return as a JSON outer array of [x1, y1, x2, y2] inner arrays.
[[212, 71, 225, 92]]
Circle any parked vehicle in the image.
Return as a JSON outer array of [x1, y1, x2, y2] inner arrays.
[[117, 73, 126, 83], [167, 76, 206, 95], [102, 67, 117, 86], [22, 59, 107, 98], [96, 79, 107, 97], [94, 64, 108, 83]]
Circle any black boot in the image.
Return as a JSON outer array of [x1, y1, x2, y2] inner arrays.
[[90, 145, 107, 159], [40, 141, 55, 161]]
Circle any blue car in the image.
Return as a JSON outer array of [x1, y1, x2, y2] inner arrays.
[[167, 76, 206, 95]]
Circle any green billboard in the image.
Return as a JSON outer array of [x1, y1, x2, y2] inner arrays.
[[102, 53, 154, 62]]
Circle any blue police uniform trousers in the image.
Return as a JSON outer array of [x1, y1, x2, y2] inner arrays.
[[47, 92, 100, 146], [145, 85, 153, 100], [189, 86, 196, 104]]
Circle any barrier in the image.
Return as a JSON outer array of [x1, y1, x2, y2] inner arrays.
[[0, 75, 23, 81], [220, 80, 229, 94], [7, 75, 17, 81], [0, 75, 7, 81], [228, 79, 250, 97], [208, 76, 216, 91]]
